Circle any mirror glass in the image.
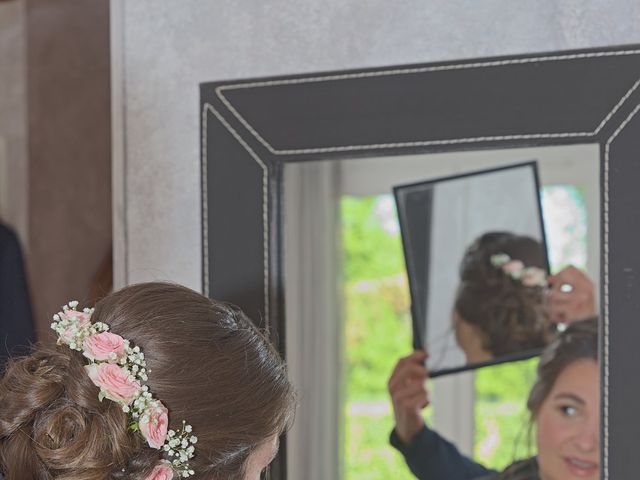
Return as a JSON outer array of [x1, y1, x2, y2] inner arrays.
[[284, 143, 599, 480], [394, 163, 550, 376]]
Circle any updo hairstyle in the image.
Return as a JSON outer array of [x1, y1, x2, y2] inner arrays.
[[454, 231, 550, 357], [0, 282, 295, 480]]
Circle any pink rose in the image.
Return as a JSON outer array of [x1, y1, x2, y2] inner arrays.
[[60, 309, 92, 324], [140, 401, 169, 449], [502, 260, 524, 274], [83, 332, 126, 362], [145, 462, 174, 480], [59, 310, 92, 342], [85, 363, 141, 405], [522, 267, 548, 287]]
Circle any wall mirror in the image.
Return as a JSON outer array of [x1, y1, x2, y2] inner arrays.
[[201, 46, 640, 480]]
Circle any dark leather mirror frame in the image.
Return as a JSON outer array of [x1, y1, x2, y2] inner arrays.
[[201, 45, 640, 479]]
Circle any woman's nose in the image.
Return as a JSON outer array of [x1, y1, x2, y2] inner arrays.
[[574, 419, 599, 453]]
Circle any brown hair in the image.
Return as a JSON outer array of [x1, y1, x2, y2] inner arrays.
[[527, 317, 598, 418], [0, 282, 295, 480], [454, 231, 550, 357]]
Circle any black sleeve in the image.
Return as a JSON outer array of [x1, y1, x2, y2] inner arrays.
[[390, 425, 497, 480], [0, 224, 36, 363]]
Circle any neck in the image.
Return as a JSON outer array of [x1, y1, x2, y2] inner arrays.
[[455, 315, 493, 363]]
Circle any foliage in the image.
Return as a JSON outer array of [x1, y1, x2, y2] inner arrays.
[[345, 412, 416, 480], [341, 196, 405, 284], [474, 359, 538, 469]]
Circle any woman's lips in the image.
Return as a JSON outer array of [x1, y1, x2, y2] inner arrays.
[[564, 456, 599, 477]]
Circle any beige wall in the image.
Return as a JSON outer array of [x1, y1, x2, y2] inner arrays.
[[0, 0, 112, 338], [0, 0, 28, 243], [25, 0, 112, 337]]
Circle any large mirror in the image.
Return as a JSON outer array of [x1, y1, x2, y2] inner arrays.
[[201, 46, 640, 480]]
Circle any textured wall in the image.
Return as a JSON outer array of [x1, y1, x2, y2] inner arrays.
[[0, 0, 28, 244], [113, 0, 640, 290], [26, 0, 111, 336]]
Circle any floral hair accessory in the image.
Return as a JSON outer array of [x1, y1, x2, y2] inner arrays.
[[490, 253, 548, 287], [51, 301, 198, 479]]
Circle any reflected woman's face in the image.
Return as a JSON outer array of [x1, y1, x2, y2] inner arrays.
[[536, 359, 600, 480]]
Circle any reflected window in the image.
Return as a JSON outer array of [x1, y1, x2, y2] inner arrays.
[[474, 359, 537, 468], [541, 185, 588, 272], [341, 195, 416, 480]]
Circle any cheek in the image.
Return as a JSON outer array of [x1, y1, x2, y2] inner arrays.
[[537, 408, 565, 454]]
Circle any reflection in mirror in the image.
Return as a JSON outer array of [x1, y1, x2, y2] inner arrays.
[[284, 144, 599, 480], [394, 163, 551, 376]]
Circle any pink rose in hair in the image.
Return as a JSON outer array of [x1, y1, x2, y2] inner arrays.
[[145, 462, 174, 480], [521, 267, 548, 287], [501, 260, 524, 274], [85, 363, 141, 405], [83, 332, 126, 362], [58, 310, 92, 342], [140, 401, 169, 449]]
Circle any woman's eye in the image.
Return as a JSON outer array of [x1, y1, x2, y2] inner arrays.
[[560, 405, 578, 416]]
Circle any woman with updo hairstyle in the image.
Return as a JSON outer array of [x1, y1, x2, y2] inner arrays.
[[454, 231, 550, 363], [0, 282, 295, 480]]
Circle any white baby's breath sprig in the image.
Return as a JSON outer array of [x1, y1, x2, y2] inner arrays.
[[50, 302, 98, 351], [163, 421, 198, 477]]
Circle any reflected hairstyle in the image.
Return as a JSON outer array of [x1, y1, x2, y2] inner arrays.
[[454, 231, 549, 357], [0, 282, 295, 480]]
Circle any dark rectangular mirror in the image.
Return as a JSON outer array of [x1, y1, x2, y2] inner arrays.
[[395, 162, 551, 377]]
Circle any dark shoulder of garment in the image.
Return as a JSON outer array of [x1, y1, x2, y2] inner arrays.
[[473, 458, 539, 480], [390, 425, 496, 480], [0, 223, 36, 363]]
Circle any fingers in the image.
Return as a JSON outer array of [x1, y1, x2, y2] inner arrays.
[[389, 351, 427, 380], [392, 378, 428, 402], [388, 351, 428, 393], [389, 351, 430, 445], [548, 265, 593, 292], [547, 289, 592, 307], [546, 265, 596, 323], [395, 389, 430, 411]]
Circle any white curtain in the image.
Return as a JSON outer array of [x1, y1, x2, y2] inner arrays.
[[284, 161, 343, 480]]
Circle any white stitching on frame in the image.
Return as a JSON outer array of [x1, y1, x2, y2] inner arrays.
[[202, 105, 210, 295], [215, 49, 640, 155], [594, 78, 640, 134], [602, 103, 640, 480], [202, 104, 271, 332]]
